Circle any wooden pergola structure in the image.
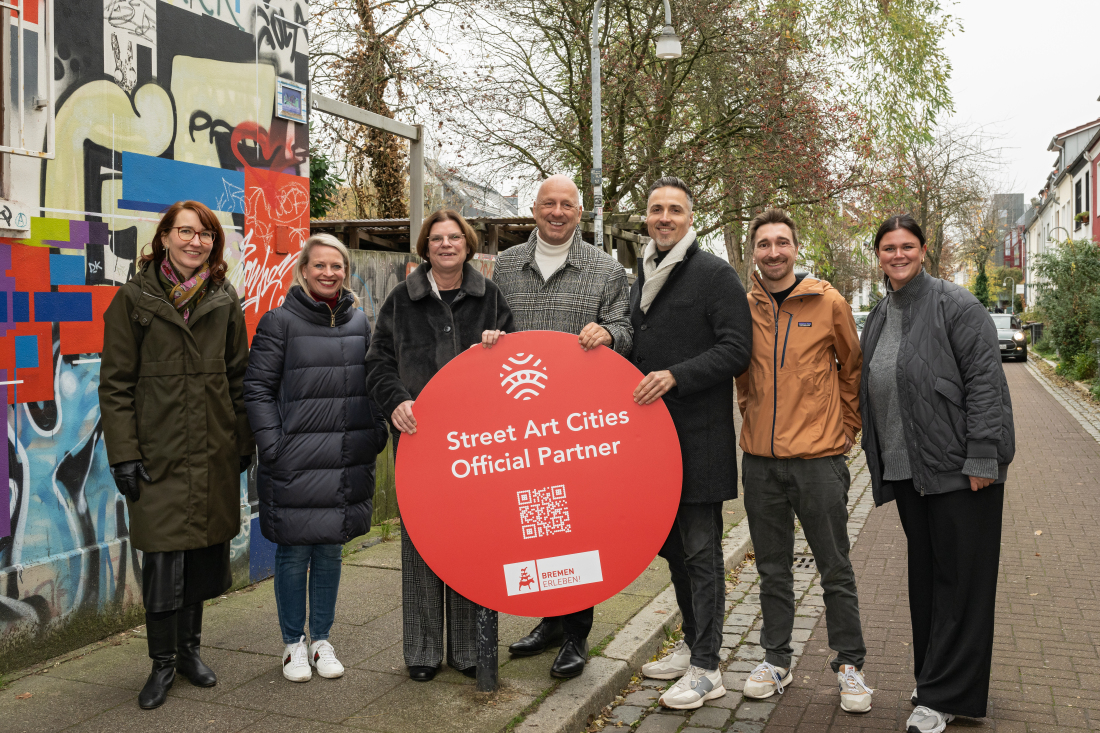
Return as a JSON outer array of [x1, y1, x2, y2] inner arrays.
[[310, 213, 651, 273]]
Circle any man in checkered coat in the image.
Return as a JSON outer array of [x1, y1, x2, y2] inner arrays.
[[482, 173, 632, 678]]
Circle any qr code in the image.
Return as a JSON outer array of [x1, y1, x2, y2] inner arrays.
[[517, 485, 571, 539]]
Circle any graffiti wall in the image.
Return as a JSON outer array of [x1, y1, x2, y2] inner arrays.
[[0, 0, 309, 666]]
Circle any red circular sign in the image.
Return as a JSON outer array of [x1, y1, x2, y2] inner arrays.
[[396, 330, 682, 616]]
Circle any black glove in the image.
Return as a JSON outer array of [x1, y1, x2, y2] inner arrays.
[[239, 455, 253, 473], [110, 460, 150, 502]]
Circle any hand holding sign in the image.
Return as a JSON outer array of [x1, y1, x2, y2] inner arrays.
[[396, 331, 682, 617]]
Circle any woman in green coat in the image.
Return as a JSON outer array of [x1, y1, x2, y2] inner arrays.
[[99, 200, 254, 710]]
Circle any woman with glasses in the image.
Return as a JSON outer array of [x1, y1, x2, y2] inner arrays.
[[244, 233, 390, 683], [366, 209, 514, 681], [100, 201, 254, 710]]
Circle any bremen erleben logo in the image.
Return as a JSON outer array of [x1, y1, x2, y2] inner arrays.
[[500, 353, 548, 400]]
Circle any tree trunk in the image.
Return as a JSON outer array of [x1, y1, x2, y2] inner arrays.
[[343, 1, 409, 219]]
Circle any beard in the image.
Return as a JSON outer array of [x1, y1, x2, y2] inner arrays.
[[757, 259, 793, 281]]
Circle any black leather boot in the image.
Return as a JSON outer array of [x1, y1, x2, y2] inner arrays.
[[176, 603, 216, 687], [138, 612, 177, 709], [550, 636, 588, 679], [508, 617, 564, 657]]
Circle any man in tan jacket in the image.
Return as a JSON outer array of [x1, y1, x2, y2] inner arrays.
[[735, 209, 872, 714]]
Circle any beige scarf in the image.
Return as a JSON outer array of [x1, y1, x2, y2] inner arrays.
[[640, 229, 696, 313]]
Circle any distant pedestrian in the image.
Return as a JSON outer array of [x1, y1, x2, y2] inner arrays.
[[99, 200, 254, 710], [366, 210, 514, 682], [482, 174, 632, 680], [860, 215, 1015, 733], [244, 233, 390, 683], [735, 209, 872, 714], [630, 177, 752, 709]]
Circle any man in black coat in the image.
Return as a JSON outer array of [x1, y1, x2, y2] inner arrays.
[[630, 177, 752, 710]]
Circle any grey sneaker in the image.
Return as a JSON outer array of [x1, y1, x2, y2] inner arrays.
[[837, 664, 872, 713], [658, 666, 725, 710], [743, 661, 791, 699], [641, 639, 691, 680], [907, 705, 954, 733]]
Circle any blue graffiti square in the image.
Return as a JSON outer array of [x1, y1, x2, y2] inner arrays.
[[49, 254, 86, 286], [34, 292, 92, 322], [12, 292, 28, 322], [14, 335, 38, 369], [0, 294, 7, 323]]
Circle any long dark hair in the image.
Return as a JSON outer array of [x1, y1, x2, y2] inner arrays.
[[872, 214, 926, 251], [140, 200, 229, 282]]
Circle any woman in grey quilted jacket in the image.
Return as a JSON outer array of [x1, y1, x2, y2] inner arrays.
[[860, 214, 1014, 733]]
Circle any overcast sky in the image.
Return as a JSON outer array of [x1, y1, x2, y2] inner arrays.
[[942, 0, 1100, 198]]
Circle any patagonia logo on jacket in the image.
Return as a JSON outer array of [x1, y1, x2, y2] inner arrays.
[[798, 322, 812, 327]]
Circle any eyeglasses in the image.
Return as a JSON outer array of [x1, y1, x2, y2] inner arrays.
[[170, 226, 215, 245], [429, 233, 466, 245]]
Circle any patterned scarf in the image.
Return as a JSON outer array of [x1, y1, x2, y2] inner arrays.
[[157, 258, 211, 324]]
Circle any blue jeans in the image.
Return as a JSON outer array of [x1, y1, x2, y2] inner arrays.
[[274, 544, 343, 644]]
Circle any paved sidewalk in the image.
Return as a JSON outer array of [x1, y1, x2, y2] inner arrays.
[[594, 452, 875, 733], [0, 497, 746, 733], [759, 360, 1100, 732]]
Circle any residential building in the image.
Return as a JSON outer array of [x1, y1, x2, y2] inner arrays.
[[1023, 116, 1100, 306], [992, 193, 1025, 267], [426, 160, 520, 219]]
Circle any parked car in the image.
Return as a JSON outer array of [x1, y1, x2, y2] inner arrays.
[[991, 313, 1027, 361]]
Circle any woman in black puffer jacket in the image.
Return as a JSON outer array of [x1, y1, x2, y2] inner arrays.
[[244, 233, 389, 684]]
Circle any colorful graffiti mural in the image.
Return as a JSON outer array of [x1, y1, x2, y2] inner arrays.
[[0, 0, 308, 667]]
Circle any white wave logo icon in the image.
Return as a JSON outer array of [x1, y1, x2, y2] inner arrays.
[[500, 353, 548, 400]]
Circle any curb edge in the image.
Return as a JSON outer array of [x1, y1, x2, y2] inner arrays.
[[511, 523, 754, 733]]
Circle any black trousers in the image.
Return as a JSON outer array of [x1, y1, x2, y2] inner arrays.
[[894, 479, 1004, 718], [657, 502, 725, 670], [542, 608, 593, 641]]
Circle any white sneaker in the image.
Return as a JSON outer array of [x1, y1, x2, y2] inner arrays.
[[282, 636, 312, 682], [309, 639, 345, 679], [659, 666, 725, 710], [743, 662, 791, 699], [837, 664, 872, 713], [641, 640, 691, 680], [906, 705, 954, 733]]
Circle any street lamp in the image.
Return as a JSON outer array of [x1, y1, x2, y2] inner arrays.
[[590, 0, 680, 253]]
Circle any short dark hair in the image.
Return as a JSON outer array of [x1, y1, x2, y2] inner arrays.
[[415, 209, 478, 261], [748, 208, 799, 248], [647, 177, 693, 209], [872, 214, 926, 251]]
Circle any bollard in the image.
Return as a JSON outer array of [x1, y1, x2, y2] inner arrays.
[[476, 605, 499, 692]]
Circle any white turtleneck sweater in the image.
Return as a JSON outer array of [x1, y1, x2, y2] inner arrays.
[[535, 232, 571, 280]]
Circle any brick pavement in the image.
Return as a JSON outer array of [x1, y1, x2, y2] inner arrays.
[[761, 361, 1100, 732]]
